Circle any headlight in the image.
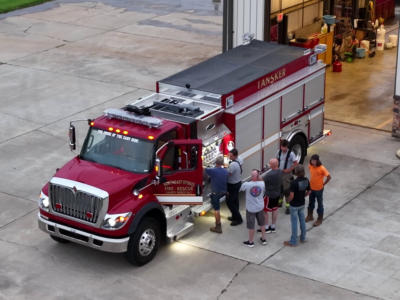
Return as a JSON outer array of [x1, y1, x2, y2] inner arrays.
[[102, 212, 131, 230], [39, 191, 50, 211]]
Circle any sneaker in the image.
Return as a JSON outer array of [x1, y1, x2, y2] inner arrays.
[[285, 207, 290, 215], [269, 227, 276, 233], [265, 226, 272, 234], [243, 240, 254, 248], [257, 227, 267, 233], [260, 238, 267, 245]]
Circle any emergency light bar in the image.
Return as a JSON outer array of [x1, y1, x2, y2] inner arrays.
[[104, 108, 163, 128]]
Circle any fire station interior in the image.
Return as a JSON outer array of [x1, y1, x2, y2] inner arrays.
[[269, 0, 398, 132]]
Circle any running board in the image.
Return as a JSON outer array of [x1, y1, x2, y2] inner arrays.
[[167, 222, 194, 241], [309, 129, 332, 147], [190, 195, 226, 216]]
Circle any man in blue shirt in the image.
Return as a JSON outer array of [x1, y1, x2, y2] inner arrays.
[[205, 156, 228, 233]]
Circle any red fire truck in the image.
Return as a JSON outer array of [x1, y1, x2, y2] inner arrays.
[[38, 40, 329, 265]]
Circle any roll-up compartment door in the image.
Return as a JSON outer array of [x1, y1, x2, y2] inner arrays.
[[282, 85, 303, 122], [236, 109, 262, 178], [305, 73, 324, 108], [263, 98, 281, 168], [309, 106, 324, 142]]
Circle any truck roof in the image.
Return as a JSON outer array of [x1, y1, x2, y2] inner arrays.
[[158, 40, 306, 96]]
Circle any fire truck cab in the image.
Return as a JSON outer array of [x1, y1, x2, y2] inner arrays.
[[38, 40, 329, 265]]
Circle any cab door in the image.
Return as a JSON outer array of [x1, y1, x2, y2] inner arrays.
[[154, 139, 203, 205]]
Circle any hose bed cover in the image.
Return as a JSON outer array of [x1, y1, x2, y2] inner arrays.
[[159, 40, 306, 96]]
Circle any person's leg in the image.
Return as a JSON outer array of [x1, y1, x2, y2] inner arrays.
[[314, 189, 324, 226], [210, 194, 222, 233], [271, 209, 278, 231], [298, 205, 306, 242], [231, 183, 242, 224], [244, 211, 255, 247], [306, 190, 316, 222], [249, 229, 255, 243], [289, 206, 298, 245], [233, 183, 243, 222], [265, 211, 269, 228], [256, 211, 267, 241], [226, 184, 235, 219], [316, 189, 324, 215]]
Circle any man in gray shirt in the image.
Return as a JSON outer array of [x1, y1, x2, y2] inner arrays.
[[227, 148, 243, 226], [276, 139, 298, 215]]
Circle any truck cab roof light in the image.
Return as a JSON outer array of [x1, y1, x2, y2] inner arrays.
[[123, 130, 128, 135], [148, 135, 154, 140], [90, 121, 94, 126], [104, 108, 163, 128], [115, 129, 121, 133], [108, 127, 114, 132]]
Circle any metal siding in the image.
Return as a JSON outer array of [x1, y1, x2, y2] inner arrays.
[[282, 85, 303, 122], [264, 98, 281, 138], [249, 1, 257, 37], [305, 73, 325, 107], [242, 151, 262, 179], [236, 109, 262, 154], [233, 0, 266, 47], [256, 0, 264, 40], [263, 142, 279, 168], [244, 1, 251, 36]]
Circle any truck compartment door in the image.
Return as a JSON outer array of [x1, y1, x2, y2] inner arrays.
[[155, 139, 203, 205], [309, 106, 324, 143]]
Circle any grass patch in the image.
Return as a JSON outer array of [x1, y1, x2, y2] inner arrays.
[[0, 0, 52, 14]]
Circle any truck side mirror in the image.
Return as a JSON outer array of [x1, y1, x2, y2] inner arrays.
[[155, 158, 161, 177], [69, 124, 76, 151]]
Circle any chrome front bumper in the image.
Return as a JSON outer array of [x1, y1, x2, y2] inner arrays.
[[38, 213, 129, 253]]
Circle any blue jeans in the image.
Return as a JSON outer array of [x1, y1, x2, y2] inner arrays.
[[289, 205, 306, 245], [309, 189, 324, 215]]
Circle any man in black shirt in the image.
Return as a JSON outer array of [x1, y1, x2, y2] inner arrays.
[[284, 165, 311, 247]]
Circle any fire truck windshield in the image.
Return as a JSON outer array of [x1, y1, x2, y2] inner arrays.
[[80, 128, 154, 173]]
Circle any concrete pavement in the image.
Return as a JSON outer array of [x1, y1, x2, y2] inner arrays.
[[0, 2, 400, 299]]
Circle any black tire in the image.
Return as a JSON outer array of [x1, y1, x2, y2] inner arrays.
[[289, 135, 307, 164], [50, 235, 69, 243], [126, 217, 161, 266]]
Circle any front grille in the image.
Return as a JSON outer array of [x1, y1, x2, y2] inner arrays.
[[49, 184, 103, 223]]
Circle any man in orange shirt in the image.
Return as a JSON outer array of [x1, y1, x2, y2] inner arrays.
[[306, 154, 331, 226]]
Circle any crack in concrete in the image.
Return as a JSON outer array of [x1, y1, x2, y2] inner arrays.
[[217, 262, 249, 300], [0, 207, 37, 231]]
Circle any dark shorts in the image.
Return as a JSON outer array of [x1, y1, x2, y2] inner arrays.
[[210, 193, 225, 211], [246, 210, 265, 229], [264, 196, 280, 212]]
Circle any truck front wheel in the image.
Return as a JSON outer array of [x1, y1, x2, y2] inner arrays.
[[126, 217, 161, 266]]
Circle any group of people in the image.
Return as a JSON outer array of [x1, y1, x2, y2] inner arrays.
[[205, 139, 331, 248]]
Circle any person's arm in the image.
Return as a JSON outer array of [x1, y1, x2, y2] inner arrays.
[[288, 191, 294, 202], [324, 174, 331, 186]]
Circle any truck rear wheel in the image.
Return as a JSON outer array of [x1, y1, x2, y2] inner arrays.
[[126, 217, 160, 266], [50, 235, 69, 243], [289, 135, 307, 164]]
